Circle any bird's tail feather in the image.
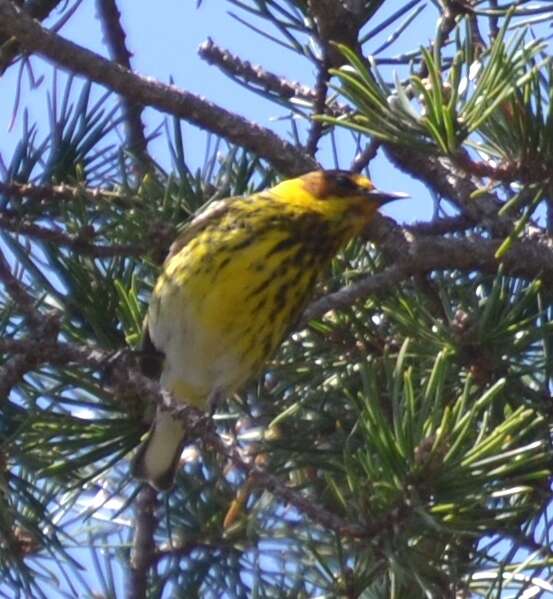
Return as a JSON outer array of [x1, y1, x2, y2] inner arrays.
[[131, 409, 188, 491]]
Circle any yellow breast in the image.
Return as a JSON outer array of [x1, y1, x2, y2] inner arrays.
[[147, 196, 331, 406]]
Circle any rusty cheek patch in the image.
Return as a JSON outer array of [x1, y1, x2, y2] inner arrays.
[[301, 171, 331, 199], [301, 170, 374, 200]]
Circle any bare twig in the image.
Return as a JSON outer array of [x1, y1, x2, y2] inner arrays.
[[0, 0, 64, 73], [0, 0, 317, 176], [128, 485, 158, 599], [199, 38, 349, 119], [351, 138, 380, 173], [489, 0, 500, 40], [96, 0, 152, 174], [305, 53, 330, 156]]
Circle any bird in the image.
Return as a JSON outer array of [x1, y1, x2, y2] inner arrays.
[[131, 169, 405, 491]]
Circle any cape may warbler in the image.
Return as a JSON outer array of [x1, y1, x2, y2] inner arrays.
[[132, 170, 405, 490]]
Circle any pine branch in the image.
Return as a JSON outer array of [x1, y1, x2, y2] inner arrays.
[[210, 430, 408, 540], [0, 331, 402, 542], [0, 336, 202, 422], [0, 211, 144, 257], [0, 0, 317, 176], [304, 232, 553, 322], [0, 180, 140, 208], [0, 246, 61, 397]]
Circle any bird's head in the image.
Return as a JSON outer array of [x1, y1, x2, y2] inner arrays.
[[272, 170, 406, 231]]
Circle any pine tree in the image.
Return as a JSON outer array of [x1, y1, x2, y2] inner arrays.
[[1, 1, 553, 597]]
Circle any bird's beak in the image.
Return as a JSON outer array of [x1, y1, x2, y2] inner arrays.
[[366, 190, 409, 205]]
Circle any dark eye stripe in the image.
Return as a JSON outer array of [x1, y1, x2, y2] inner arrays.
[[334, 174, 357, 190]]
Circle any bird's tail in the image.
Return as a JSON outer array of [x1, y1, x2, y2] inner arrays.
[[131, 409, 188, 491]]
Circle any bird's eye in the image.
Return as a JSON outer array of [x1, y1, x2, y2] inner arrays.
[[334, 174, 356, 190]]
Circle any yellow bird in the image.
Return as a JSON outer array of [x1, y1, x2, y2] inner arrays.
[[131, 170, 405, 490]]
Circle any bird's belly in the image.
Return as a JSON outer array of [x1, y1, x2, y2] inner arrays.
[[148, 288, 247, 406]]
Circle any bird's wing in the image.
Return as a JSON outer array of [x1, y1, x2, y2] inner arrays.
[[164, 197, 235, 263], [139, 195, 242, 364], [139, 320, 164, 379]]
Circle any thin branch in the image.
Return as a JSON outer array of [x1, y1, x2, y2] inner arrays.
[[0, 212, 144, 257], [414, 1, 469, 80], [208, 428, 405, 540], [199, 38, 312, 101], [351, 138, 380, 172], [452, 150, 552, 187], [128, 485, 158, 599], [306, 0, 364, 67], [302, 263, 407, 324], [305, 53, 330, 156], [406, 214, 474, 235], [0, 247, 42, 328], [250, 469, 374, 537], [304, 233, 553, 322], [489, 0, 500, 40], [198, 37, 349, 118], [467, 10, 486, 53], [0, 180, 140, 208], [384, 144, 512, 235], [0, 352, 43, 399], [0, 0, 64, 73], [0, 0, 317, 176], [435, 2, 463, 52], [96, 0, 152, 174], [0, 336, 202, 421]]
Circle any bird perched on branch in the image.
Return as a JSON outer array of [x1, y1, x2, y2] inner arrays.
[[131, 169, 405, 491]]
